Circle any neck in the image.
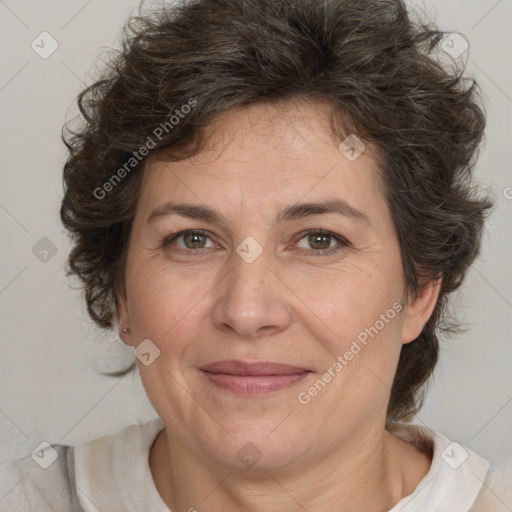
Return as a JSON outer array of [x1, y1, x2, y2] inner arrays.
[[149, 423, 432, 512]]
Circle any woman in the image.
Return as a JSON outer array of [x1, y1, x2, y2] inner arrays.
[[1, 0, 511, 510]]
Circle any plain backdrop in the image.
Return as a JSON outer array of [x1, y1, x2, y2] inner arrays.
[[0, 0, 511, 463]]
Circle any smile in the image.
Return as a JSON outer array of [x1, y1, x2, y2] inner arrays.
[[199, 360, 312, 395]]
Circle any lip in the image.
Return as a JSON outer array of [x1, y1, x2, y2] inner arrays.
[[200, 360, 310, 375], [200, 360, 312, 395]]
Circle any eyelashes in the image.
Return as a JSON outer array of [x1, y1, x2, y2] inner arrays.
[[293, 229, 350, 255], [161, 228, 351, 257]]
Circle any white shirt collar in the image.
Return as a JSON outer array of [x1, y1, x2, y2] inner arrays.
[[387, 423, 490, 511], [74, 416, 168, 512], [73, 417, 489, 512]]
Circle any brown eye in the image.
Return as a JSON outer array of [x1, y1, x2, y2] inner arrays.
[[181, 232, 208, 249], [306, 233, 332, 250], [163, 230, 215, 251], [295, 230, 350, 255]]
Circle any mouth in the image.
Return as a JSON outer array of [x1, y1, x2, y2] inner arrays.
[[199, 360, 312, 395]]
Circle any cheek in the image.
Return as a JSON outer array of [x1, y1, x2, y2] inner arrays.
[[125, 253, 198, 340], [290, 256, 403, 336], [294, 256, 405, 391]]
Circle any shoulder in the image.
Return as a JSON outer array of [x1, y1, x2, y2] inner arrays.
[[469, 456, 512, 511], [0, 445, 85, 512], [387, 422, 510, 512], [71, 417, 166, 512]]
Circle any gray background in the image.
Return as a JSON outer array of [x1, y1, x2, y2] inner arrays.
[[0, 0, 511, 463]]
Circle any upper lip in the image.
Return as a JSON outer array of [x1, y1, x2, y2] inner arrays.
[[200, 360, 310, 376]]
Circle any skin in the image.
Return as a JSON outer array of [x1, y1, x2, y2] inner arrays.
[[117, 99, 440, 512]]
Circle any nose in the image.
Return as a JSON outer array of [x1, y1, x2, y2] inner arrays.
[[211, 244, 292, 339]]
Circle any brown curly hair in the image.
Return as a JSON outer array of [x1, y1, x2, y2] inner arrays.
[[60, 0, 494, 423]]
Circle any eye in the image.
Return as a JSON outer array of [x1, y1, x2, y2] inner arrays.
[[294, 229, 350, 255], [162, 229, 216, 252], [162, 228, 350, 256]]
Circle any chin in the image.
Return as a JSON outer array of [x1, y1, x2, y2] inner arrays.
[[196, 422, 311, 471]]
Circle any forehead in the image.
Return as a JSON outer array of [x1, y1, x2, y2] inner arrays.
[[137, 100, 385, 221]]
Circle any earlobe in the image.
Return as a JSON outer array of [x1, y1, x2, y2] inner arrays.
[[400, 277, 442, 344], [116, 293, 134, 346]]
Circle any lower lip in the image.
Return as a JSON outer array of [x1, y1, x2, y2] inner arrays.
[[201, 370, 310, 395]]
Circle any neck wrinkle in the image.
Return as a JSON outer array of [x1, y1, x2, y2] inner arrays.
[[150, 424, 426, 512]]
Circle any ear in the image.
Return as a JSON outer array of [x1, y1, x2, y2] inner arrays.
[[116, 291, 134, 347], [400, 277, 442, 344]]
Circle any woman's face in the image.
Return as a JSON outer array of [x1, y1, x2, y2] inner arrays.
[[118, 100, 438, 469]]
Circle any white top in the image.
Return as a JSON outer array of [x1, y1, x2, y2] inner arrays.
[[73, 417, 169, 512], [71, 417, 499, 512], [2, 417, 511, 511]]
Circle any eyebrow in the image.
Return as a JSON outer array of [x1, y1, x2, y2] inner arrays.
[[146, 198, 371, 226]]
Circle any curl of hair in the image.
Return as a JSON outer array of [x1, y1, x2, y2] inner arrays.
[[60, 0, 494, 422]]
